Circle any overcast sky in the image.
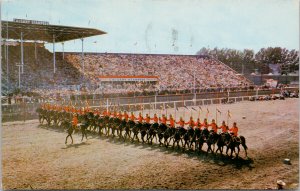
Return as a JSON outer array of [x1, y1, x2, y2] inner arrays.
[[2, 0, 299, 54]]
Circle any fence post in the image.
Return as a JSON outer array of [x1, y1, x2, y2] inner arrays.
[[154, 95, 157, 110], [106, 98, 108, 112]]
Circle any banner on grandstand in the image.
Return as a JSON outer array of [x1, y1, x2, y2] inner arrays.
[[98, 76, 159, 82], [265, 78, 278, 88]]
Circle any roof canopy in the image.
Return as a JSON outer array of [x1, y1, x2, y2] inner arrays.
[[1, 19, 106, 43]]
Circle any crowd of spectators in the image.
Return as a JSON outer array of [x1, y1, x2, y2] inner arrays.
[[64, 53, 251, 93], [3, 44, 253, 98]]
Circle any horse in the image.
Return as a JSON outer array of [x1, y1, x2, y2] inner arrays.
[[190, 127, 202, 150], [240, 136, 248, 158], [86, 112, 96, 132], [172, 127, 185, 149], [64, 121, 74, 144], [146, 123, 158, 144], [131, 122, 141, 143], [182, 127, 194, 150], [44, 110, 52, 126], [106, 117, 115, 137], [139, 123, 149, 143], [36, 108, 44, 124], [215, 133, 228, 156], [196, 133, 206, 153], [95, 117, 105, 135], [111, 117, 122, 138], [78, 114, 89, 142], [123, 120, 134, 141], [206, 130, 218, 154], [225, 134, 248, 158], [117, 119, 127, 140], [51, 110, 59, 127], [157, 123, 167, 146]]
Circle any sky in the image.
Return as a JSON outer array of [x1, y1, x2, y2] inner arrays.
[[2, 0, 299, 55]]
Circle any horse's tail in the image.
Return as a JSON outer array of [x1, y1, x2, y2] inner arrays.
[[240, 136, 248, 150]]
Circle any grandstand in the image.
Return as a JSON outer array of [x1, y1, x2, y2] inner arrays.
[[64, 52, 252, 93], [1, 18, 106, 96], [1, 18, 253, 98], [2, 47, 253, 96], [2, 45, 253, 97]]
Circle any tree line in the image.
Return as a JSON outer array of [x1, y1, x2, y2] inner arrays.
[[197, 47, 299, 75]]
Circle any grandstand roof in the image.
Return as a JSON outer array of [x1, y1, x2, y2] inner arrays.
[[1, 19, 106, 43]]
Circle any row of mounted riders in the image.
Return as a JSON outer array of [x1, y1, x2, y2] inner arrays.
[[36, 108, 248, 159]]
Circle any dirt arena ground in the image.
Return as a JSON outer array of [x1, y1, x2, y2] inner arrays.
[[2, 99, 299, 190]]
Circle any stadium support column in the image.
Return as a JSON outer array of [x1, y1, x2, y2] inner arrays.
[[18, 64, 21, 88], [34, 41, 37, 60], [193, 70, 196, 105], [62, 42, 64, 60], [81, 38, 84, 73], [20, 31, 24, 73], [6, 21, 9, 87], [53, 34, 56, 73]]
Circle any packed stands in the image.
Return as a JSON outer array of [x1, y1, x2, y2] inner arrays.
[[2, 44, 252, 98], [64, 53, 252, 93], [1, 44, 83, 94]]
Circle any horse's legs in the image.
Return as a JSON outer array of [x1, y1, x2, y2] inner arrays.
[[69, 134, 73, 144], [243, 145, 248, 158], [206, 144, 210, 155], [230, 148, 234, 158], [236, 146, 240, 158], [141, 134, 145, 143], [226, 146, 229, 155], [215, 146, 220, 154], [65, 135, 69, 144]]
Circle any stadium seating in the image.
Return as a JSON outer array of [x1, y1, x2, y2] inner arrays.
[[64, 53, 252, 93], [2, 44, 252, 97]]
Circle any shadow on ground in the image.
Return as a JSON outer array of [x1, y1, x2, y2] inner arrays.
[[38, 123, 254, 169]]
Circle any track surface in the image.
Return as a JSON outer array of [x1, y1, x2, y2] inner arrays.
[[2, 99, 299, 189]]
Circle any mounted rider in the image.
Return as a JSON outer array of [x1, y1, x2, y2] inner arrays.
[[123, 111, 129, 122], [159, 114, 167, 125], [129, 112, 135, 122], [167, 114, 175, 128], [194, 118, 201, 129], [229, 122, 239, 137], [209, 119, 218, 133], [137, 112, 143, 123], [72, 113, 79, 130], [176, 117, 185, 128], [144, 114, 151, 124], [185, 116, 195, 129], [201, 118, 209, 130], [117, 111, 123, 120], [218, 120, 228, 133], [151, 113, 159, 124]]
